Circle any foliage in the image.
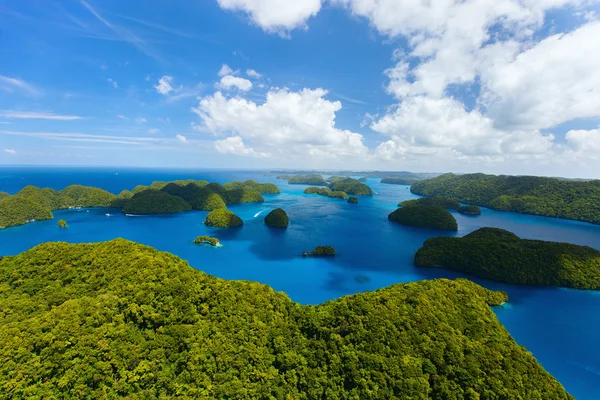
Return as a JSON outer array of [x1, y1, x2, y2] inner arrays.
[[0, 196, 54, 229], [306, 245, 336, 256], [111, 190, 134, 208], [264, 208, 289, 228], [289, 174, 328, 186], [61, 185, 116, 208], [275, 175, 294, 180], [204, 209, 243, 228], [15, 186, 71, 210], [0, 192, 9, 200], [416, 227, 600, 289], [223, 188, 265, 205], [193, 236, 220, 246], [381, 177, 419, 185], [458, 205, 482, 215], [57, 219, 68, 228], [122, 190, 192, 215], [411, 173, 600, 224], [328, 178, 373, 196], [304, 187, 348, 200], [389, 206, 458, 231], [223, 180, 281, 194], [359, 177, 368, 182], [188, 189, 227, 211], [348, 196, 359, 204], [151, 180, 208, 190], [400, 197, 461, 210], [0, 240, 571, 399]]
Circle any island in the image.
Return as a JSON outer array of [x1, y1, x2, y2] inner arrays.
[[458, 205, 482, 215], [303, 245, 336, 256], [399, 197, 461, 210], [204, 209, 243, 228], [288, 174, 328, 186], [415, 227, 600, 289], [264, 208, 289, 228], [0, 178, 279, 228], [388, 206, 458, 231], [348, 196, 359, 204], [57, 219, 68, 228], [0, 239, 571, 398], [328, 177, 373, 196], [193, 235, 220, 247], [304, 187, 349, 200], [411, 172, 600, 225], [381, 177, 419, 185], [358, 177, 368, 182]]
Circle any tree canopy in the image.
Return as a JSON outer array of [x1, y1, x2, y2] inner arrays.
[[389, 206, 458, 231], [122, 190, 192, 215], [0, 240, 571, 399], [264, 208, 289, 228], [288, 174, 328, 186], [399, 197, 461, 210], [328, 178, 373, 196], [381, 177, 419, 185], [204, 209, 243, 228]]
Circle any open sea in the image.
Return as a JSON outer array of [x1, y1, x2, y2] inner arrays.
[[1, 166, 599, 399]]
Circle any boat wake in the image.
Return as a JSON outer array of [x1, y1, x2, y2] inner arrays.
[[254, 209, 267, 218]]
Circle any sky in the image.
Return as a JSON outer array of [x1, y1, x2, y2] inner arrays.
[[1, 0, 600, 177]]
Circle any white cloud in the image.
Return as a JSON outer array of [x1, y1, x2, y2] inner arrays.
[[176, 134, 188, 143], [0, 110, 83, 120], [4, 148, 16, 155], [148, 128, 160, 134], [154, 75, 175, 95], [246, 69, 262, 79], [218, 64, 235, 77], [135, 117, 147, 123], [0, 130, 161, 145], [218, 75, 253, 92], [0, 75, 41, 96], [565, 129, 600, 153], [116, 114, 128, 120], [193, 88, 368, 159], [216, 0, 322, 33], [215, 136, 270, 157], [106, 78, 118, 88]]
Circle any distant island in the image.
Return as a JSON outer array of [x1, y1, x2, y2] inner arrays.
[[270, 170, 439, 180], [399, 197, 461, 210], [416, 227, 600, 289], [458, 205, 482, 215], [279, 174, 374, 196], [57, 219, 68, 228], [381, 177, 419, 185], [304, 187, 348, 200], [194, 235, 220, 247], [411, 172, 600, 225], [0, 239, 571, 398], [388, 206, 458, 231], [288, 174, 328, 186], [0, 179, 279, 228], [204, 209, 243, 228], [348, 196, 359, 204], [264, 208, 289, 228], [303, 245, 336, 256]]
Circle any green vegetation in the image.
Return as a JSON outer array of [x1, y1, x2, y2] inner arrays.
[[412, 172, 600, 224], [204, 209, 243, 228], [0, 240, 571, 399], [264, 208, 289, 228], [223, 180, 281, 194], [122, 191, 192, 215], [111, 190, 134, 208], [389, 206, 458, 231], [288, 174, 328, 186], [304, 245, 336, 256], [359, 177, 368, 182], [382, 177, 419, 185], [416, 227, 600, 289], [61, 185, 116, 207], [15, 186, 71, 210], [223, 188, 265, 205], [0, 196, 54, 229], [57, 219, 68, 228], [304, 187, 348, 200], [0, 192, 9, 200], [188, 189, 227, 211], [275, 175, 293, 180], [193, 235, 220, 246], [348, 196, 359, 204], [328, 177, 373, 196], [458, 205, 482, 215], [400, 197, 461, 210]]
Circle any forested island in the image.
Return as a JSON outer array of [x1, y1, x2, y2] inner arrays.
[[303, 245, 336, 256], [458, 205, 482, 215], [279, 174, 373, 196], [389, 206, 458, 231], [264, 208, 289, 228], [411, 173, 600, 224], [381, 177, 419, 185], [348, 196, 359, 204], [204, 209, 243, 228], [0, 240, 571, 398], [400, 197, 461, 210], [415, 228, 600, 289], [0, 179, 279, 228], [287, 174, 328, 186], [194, 235, 220, 246], [304, 187, 348, 200]]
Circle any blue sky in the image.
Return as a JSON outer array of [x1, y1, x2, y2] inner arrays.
[[1, 0, 600, 177]]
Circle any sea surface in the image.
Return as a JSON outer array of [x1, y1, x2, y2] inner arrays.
[[1, 166, 600, 399]]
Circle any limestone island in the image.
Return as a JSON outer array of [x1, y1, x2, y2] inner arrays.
[[388, 205, 458, 231], [327, 177, 373, 196], [122, 190, 192, 215], [204, 209, 243, 228], [304, 187, 348, 200], [303, 246, 336, 257], [348, 196, 359, 204], [57, 219, 68, 228], [399, 197, 461, 210], [381, 177, 419, 185], [0, 239, 570, 398], [288, 174, 328, 186], [264, 208, 289, 228], [194, 235, 221, 247], [416, 227, 600, 289], [458, 205, 482, 215]]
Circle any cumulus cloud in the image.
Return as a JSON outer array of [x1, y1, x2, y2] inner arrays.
[[154, 75, 175, 95], [216, 0, 322, 33], [218, 75, 253, 92], [193, 88, 368, 159], [4, 148, 16, 155], [215, 136, 270, 157], [246, 69, 262, 79], [565, 129, 600, 153], [176, 134, 188, 143], [218, 64, 235, 77]]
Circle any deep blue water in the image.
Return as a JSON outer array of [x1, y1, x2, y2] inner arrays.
[[1, 166, 600, 399]]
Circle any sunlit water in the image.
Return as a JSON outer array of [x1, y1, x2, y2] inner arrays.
[[1, 166, 599, 399]]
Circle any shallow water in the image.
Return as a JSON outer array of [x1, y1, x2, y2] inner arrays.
[[1, 166, 599, 399]]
